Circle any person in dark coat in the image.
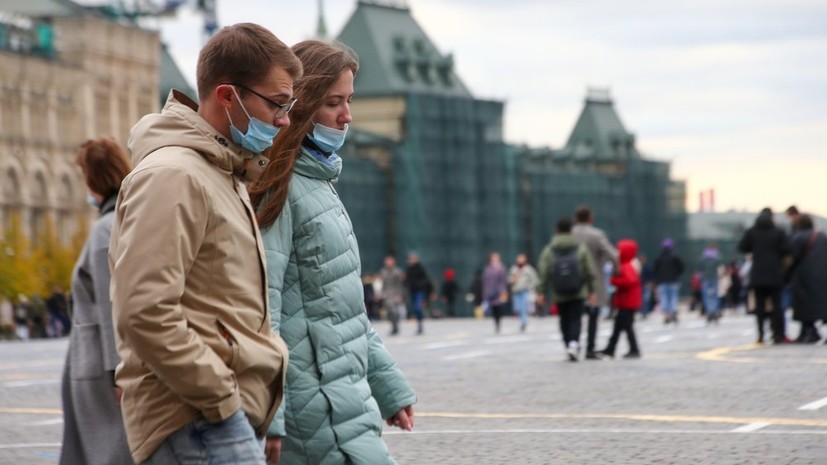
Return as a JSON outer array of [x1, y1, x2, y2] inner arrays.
[[405, 252, 431, 334], [788, 214, 827, 343], [440, 268, 459, 318], [738, 208, 791, 344], [653, 238, 685, 324], [60, 138, 133, 464]]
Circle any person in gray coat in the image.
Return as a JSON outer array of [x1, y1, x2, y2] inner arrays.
[[572, 205, 618, 359], [60, 138, 133, 464]]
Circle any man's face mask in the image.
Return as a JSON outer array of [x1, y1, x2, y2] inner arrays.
[[226, 86, 280, 154]]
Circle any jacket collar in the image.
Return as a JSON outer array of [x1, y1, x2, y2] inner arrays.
[[294, 141, 342, 182]]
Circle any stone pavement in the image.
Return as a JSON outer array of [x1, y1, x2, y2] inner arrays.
[[1, 310, 825, 464]]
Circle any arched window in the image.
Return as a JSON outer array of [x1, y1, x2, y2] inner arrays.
[[29, 171, 49, 242], [57, 174, 74, 244], [1, 167, 21, 232]]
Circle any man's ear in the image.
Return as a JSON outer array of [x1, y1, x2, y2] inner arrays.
[[214, 84, 235, 108]]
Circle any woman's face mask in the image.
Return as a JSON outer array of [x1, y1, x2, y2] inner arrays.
[[310, 123, 349, 153]]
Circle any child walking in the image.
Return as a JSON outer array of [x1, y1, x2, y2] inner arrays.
[[600, 239, 643, 359]]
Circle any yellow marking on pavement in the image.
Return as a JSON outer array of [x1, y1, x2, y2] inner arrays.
[[419, 412, 827, 428], [696, 344, 763, 363], [0, 359, 64, 370], [696, 344, 827, 364], [0, 407, 62, 415]]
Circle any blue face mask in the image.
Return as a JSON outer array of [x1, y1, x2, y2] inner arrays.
[[86, 193, 101, 208], [226, 87, 280, 154], [310, 123, 349, 153]]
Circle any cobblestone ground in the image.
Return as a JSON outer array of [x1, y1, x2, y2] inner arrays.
[[1, 309, 825, 464]]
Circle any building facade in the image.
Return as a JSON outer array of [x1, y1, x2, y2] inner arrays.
[[0, 3, 160, 242]]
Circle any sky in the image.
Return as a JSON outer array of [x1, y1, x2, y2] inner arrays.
[[136, 0, 827, 216]]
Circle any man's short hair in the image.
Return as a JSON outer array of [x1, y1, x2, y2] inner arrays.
[[798, 214, 813, 230], [786, 205, 799, 216], [573, 205, 592, 223], [196, 23, 302, 100], [556, 217, 573, 234]]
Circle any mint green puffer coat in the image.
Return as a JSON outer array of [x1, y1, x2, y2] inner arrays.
[[262, 145, 416, 465]]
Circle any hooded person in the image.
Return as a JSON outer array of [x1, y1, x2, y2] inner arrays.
[[599, 239, 642, 359], [738, 208, 791, 343]]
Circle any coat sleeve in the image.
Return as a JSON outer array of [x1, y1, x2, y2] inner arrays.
[[580, 244, 599, 294], [110, 165, 240, 423], [89, 216, 119, 373], [366, 323, 417, 419], [611, 264, 637, 288], [262, 201, 294, 438], [738, 230, 753, 254], [597, 230, 619, 267], [537, 246, 554, 295]]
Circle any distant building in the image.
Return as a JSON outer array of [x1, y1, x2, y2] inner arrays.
[[0, 0, 193, 242], [333, 1, 687, 314]]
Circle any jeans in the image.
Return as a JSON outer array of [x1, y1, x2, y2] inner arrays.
[[410, 291, 426, 322], [512, 290, 530, 329], [557, 299, 584, 347], [658, 282, 680, 315], [142, 410, 265, 465], [701, 280, 719, 318]]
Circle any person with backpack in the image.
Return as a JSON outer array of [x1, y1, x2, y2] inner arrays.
[[599, 239, 643, 359], [537, 218, 598, 362]]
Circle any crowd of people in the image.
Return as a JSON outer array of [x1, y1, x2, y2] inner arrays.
[[1, 20, 822, 465]]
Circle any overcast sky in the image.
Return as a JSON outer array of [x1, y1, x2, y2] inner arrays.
[[143, 0, 827, 216]]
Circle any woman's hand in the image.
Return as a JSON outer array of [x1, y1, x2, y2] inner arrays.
[[386, 405, 415, 431]]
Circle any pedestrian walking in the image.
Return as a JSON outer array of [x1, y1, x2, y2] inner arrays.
[[639, 256, 656, 319], [653, 238, 685, 325], [699, 243, 725, 324], [380, 255, 406, 335], [537, 218, 598, 362], [249, 39, 416, 465], [572, 205, 618, 359], [60, 138, 133, 465], [600, 239, 643, 359], [109, 24, 298, 465], [738, 208, 791, 343], [788, 214, 827, 343], [440, 268, 460, 318], [509, 253, 540, 332], [404, 252, 431, 334], [483, 252, 509, 334]]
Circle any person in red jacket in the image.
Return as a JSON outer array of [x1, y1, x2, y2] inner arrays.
[[600, 239, 643, 359]]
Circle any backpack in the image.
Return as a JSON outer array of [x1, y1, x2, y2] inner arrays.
[[552, 246, 583, 295]]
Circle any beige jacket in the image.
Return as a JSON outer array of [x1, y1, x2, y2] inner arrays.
[[109, 91, 287, 463], [572, 223, 618, 307]]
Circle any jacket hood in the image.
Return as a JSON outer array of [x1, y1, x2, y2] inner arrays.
[[294, 143, 342, 181], [551, 233, 579, 249], [617, 239, 638, 263], [755, 209, 775, 229], [128, 90, 256, 177]]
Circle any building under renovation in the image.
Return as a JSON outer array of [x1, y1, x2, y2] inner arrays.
[[334, 2, 687, 314]]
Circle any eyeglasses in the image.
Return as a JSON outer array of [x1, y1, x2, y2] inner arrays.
[[228, 82, 297, 118]]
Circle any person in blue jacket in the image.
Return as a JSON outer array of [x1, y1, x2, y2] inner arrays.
[[249, 39, 416, 465]]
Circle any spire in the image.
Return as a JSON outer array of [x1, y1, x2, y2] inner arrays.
[[316, 0, 328, 38]]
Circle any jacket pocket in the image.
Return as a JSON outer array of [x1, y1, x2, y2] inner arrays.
[[69, 323, 104, 380], [216, 320, 239, 371]]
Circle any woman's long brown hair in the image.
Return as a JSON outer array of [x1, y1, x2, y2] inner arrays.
[[249, 39, 359, 229]]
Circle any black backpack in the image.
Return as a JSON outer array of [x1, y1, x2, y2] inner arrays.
[[552, 246, 583, 295]]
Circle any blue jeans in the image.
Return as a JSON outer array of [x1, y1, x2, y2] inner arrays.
[[142, 410, 265, 465], [702, 280, 719, 317], [512, 290, 530, 328], [410, 291, 426, 322], [658, 282, 680, 315]]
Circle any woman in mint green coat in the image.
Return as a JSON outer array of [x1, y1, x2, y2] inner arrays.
[[250, 40, 416, 465]]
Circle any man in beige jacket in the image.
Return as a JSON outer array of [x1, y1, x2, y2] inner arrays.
[[109, 24, 301, 465]]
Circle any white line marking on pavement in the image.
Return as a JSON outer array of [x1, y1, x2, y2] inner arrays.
[[731, 422, 772, 433], [442, 350, 491, 361], [798, 396, 827, 411], [653, 335, 674, 344], [384, 428, 827, 436], [2, 379, 60, 388], [484, 336, 529, 344], [0, 443, 61, 449], [422, 341, 467, 350]]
